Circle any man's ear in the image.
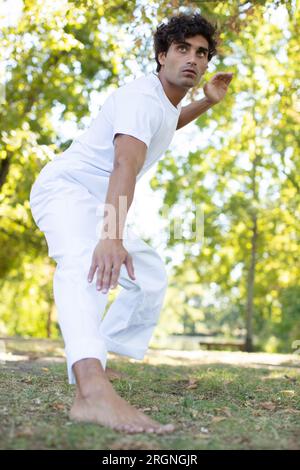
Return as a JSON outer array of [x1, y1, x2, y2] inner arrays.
[[158, 51, 166, 67]]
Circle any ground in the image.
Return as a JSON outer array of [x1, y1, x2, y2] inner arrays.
[[0, 338, 299, 450]]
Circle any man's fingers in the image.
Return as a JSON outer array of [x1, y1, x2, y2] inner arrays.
[[87, 262, 97, 283], [213, 72, 233, 83], [110, 265, 121, 289], [125, 255, 135, 280], [95, 263, 105, 291], [214, 72, 233, 78], [99, 262, 113, 293]]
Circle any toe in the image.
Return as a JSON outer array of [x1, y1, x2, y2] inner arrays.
[[145, 427, 155, 433], [133, 426, 144, 433], [155, 423, 176, 434]]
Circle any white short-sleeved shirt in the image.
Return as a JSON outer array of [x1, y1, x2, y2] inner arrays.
[[53, 72, 182, 182]]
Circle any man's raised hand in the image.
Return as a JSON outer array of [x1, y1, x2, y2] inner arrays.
[[203, 72, 234, 104]]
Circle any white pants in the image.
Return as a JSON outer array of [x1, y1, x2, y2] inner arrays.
[[29, 159, 168, 384]]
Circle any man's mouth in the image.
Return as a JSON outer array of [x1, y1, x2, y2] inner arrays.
[[182, 69, 197, 77]]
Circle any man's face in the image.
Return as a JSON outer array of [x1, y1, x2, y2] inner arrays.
[[158, 34, 209, 89]]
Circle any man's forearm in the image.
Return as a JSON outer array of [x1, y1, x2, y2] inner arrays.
[[100, 164, 136, 241], [176, 97, 216, 130]]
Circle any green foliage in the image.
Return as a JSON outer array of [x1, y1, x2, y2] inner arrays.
[[0, 0, 299, 351], [150, 0, 300, 351], [0, 0, 138, 337]]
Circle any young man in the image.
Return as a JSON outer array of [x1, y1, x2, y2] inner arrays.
[[29, 12, 233, 435]]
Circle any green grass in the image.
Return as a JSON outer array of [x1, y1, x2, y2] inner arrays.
[[1, 353, 299, 450]]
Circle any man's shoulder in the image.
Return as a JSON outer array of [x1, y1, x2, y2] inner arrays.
[[115, 73, 160, 101]]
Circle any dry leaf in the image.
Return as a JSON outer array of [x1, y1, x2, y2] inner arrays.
[[279, 390, 295, 397], [282, 408, 300, 414], [186, 384, 198, 390], [15, 427, 33, 437], [211, 416, 226, 423], [21, 378, 32, 384], [138, 405, 159, 413], [260, 401, 276, 411], [51, 402, 65, 410], [284, 375, 297, 383], [221, 407, 232, 417], [186, 378, 198, 389]]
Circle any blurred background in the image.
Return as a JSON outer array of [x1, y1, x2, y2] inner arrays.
[[0, 0, 299, 355]]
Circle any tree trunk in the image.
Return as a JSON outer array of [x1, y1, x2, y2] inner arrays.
[[245, 213, 258, 352]]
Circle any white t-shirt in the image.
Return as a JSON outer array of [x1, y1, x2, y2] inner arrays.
[[54, 72, 182, 182]]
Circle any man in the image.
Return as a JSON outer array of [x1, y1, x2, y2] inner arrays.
[[29, 12, 233, 435]]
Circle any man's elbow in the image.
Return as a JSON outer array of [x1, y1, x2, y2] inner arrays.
[[113, 156, 140, 176], [113, 134, 147, 175]]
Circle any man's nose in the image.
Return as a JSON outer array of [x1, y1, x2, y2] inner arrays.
[[186, 51, 198, 63], [186, 56, 197, 65]]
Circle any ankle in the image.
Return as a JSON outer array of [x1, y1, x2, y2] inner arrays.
[[75, 378, 112, 400], [72, 358, 111, 398]]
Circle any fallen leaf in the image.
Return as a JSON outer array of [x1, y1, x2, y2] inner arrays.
[[255, 387, 267, 392], [138, 405, 160, 413], [20, 378, 32, 384], [223, 380, 233, 385], [15, 427, 34, 437], [186, 384, 198, 390], [186, 378, 199, 389], [282, 408, 300, 414], [284, 375, 297, 383], [260, 401, 276, 411], [51, 402, 65, 410], [211, 416, 226, 423], [279, 390, 295, 397], [221, 407, 232, 417]]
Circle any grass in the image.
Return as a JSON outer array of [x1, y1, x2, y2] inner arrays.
[[0, 344, 299, 450]]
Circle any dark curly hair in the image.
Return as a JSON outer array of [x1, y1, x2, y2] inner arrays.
[[153, 12, 218, 72]]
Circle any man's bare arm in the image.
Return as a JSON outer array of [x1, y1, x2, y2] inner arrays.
[[176, 97, 215, 130], [101, 133, 146, 239], [87, 134, 147, 292], [176, 72, 234, 130]]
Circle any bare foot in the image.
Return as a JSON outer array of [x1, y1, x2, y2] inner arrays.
[[69, 379, 176, 435]]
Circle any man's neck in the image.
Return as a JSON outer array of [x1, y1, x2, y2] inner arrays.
[[156, 71, 187, 108]]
